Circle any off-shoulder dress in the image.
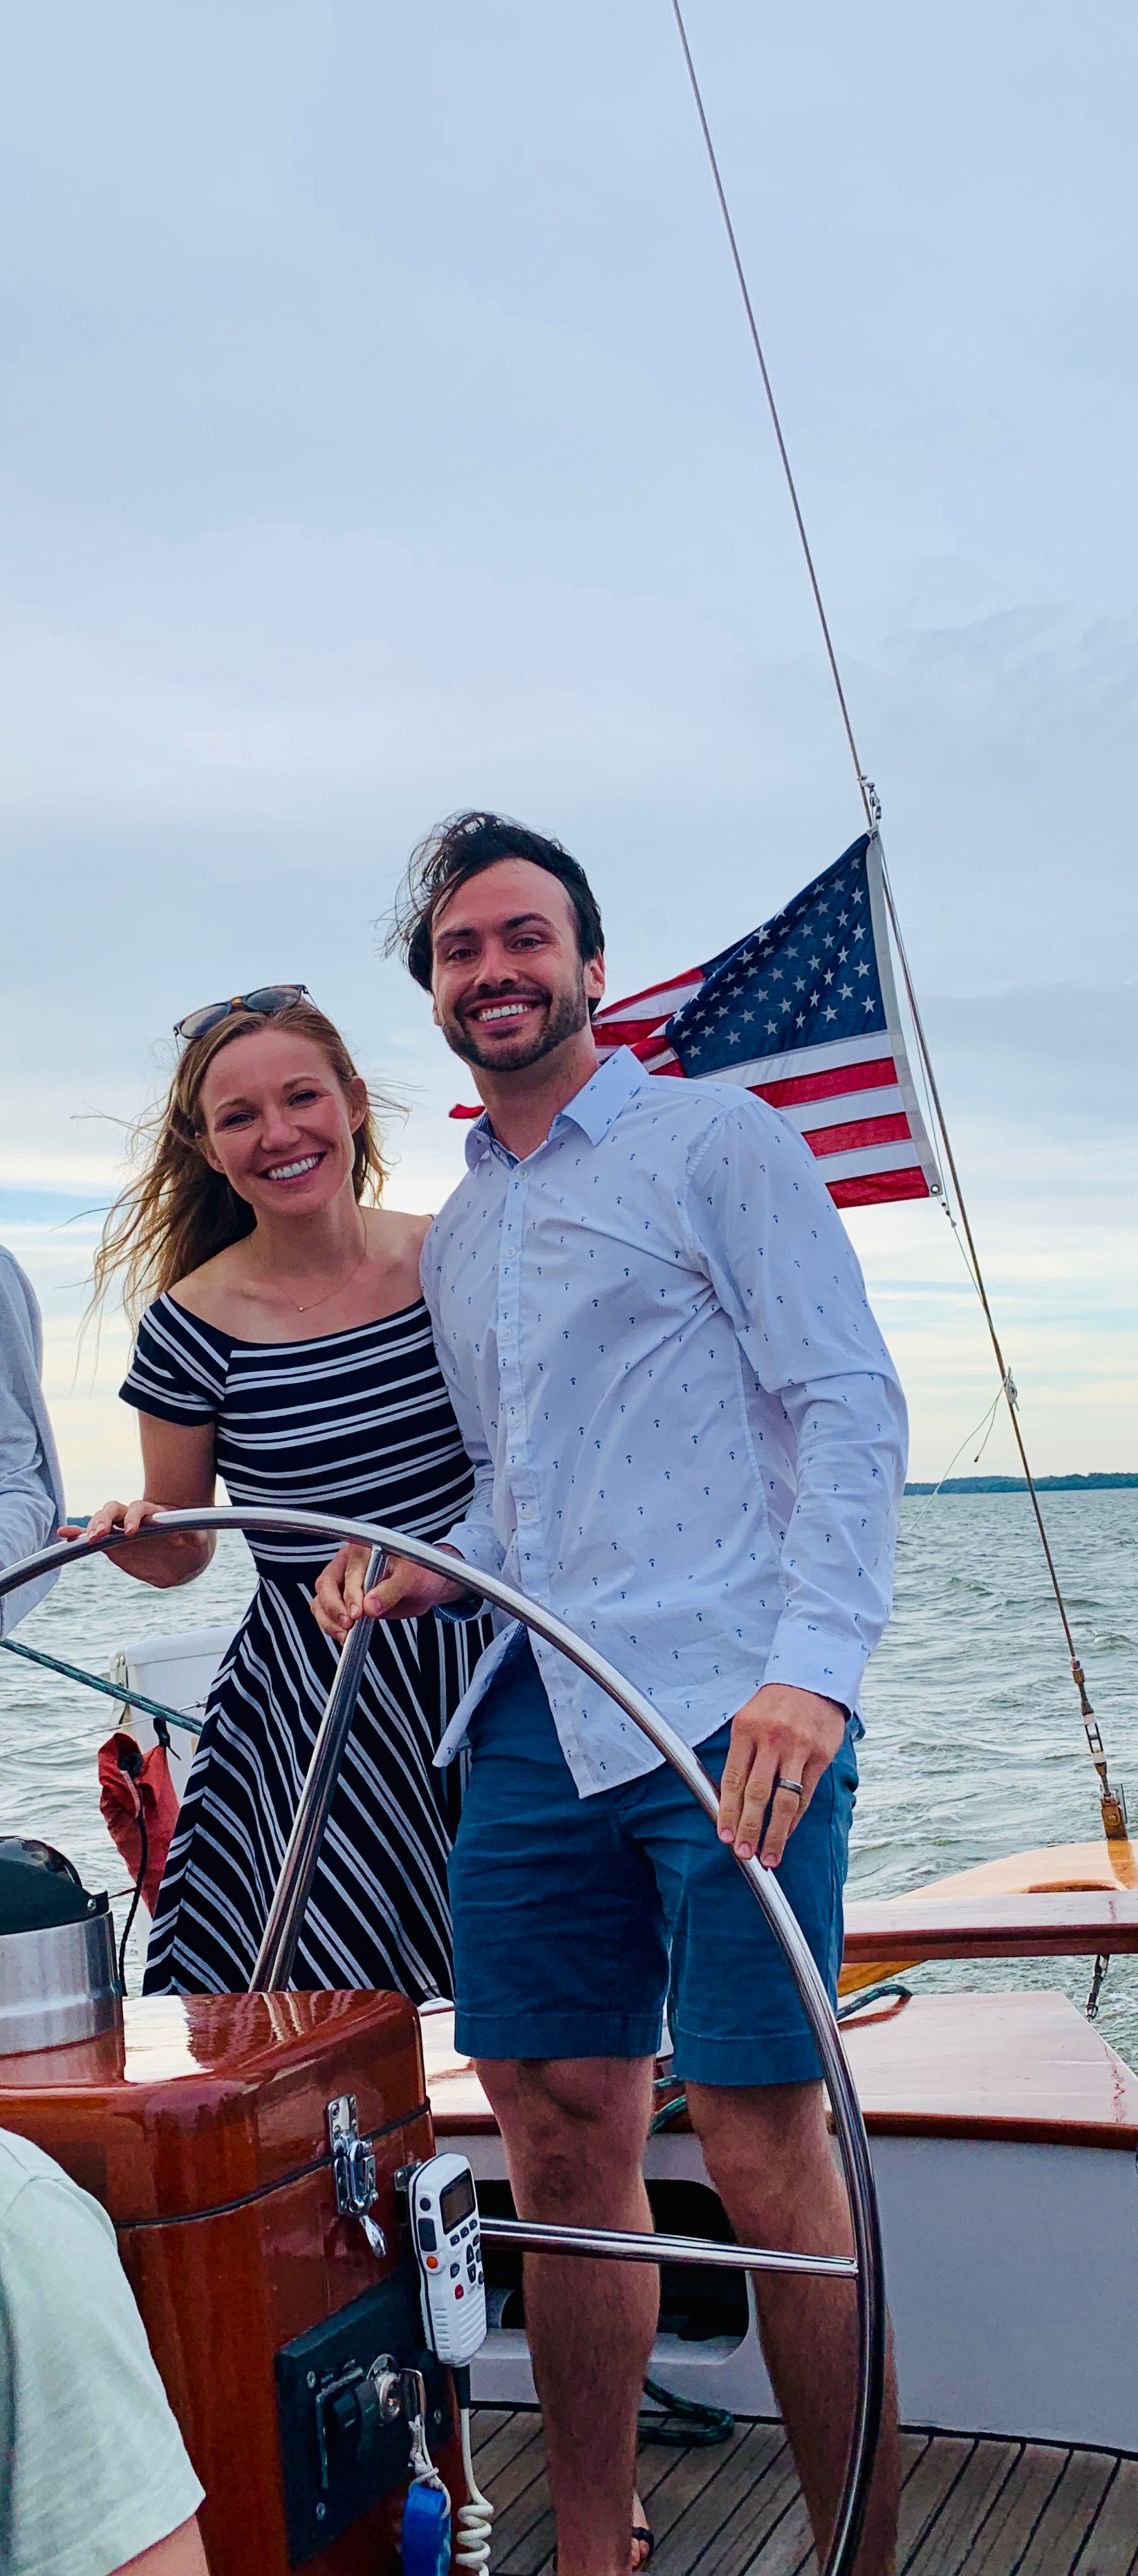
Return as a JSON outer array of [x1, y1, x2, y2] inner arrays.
[[121, 1291, 492, 1999]]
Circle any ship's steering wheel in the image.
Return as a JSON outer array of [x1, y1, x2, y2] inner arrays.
[[1, 1506, 886, 2576]]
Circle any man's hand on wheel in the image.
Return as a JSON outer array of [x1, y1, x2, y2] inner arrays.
[[718, 1682, 847, 1869], [311, 1541, 469, 1641]]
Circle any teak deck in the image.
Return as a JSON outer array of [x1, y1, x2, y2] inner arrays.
[[471, 2408, 1138, 2576]]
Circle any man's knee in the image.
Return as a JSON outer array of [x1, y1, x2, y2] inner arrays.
[[475, 2055, 653, 2213], [685, 2079, 838, 2222]]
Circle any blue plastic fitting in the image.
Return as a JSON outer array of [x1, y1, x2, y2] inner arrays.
[[402, 2478, 451, 2575]]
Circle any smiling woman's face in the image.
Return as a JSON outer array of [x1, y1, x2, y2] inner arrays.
[[195, 1027, 367, 1222]]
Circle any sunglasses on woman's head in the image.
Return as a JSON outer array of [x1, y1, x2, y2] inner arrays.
[[174, 985, 311, 1044]]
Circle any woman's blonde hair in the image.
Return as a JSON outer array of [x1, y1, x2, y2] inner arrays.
[[91, 1001, 394, 1328]]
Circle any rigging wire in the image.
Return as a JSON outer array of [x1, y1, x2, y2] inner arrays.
[[667, 0, 1127, 1841], [0, 1634, 203, 1735], [879, 860, 1125, 1832], [906, 1389, 1006, 1530], [667, 0, 876, 834]]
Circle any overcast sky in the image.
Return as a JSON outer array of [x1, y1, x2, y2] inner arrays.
[[1, 0, 1135, 1502]]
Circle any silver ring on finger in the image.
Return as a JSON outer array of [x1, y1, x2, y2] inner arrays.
[[774, 1777, 804, 1800]]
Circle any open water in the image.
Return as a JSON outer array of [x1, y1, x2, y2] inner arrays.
[[1, 1492, 1136, 2060]]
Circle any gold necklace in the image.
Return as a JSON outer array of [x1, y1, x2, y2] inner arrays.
[[252, 1218, 371, 1316]]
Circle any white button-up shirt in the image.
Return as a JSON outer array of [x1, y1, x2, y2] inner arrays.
[[422, 1048, 907, 1797]]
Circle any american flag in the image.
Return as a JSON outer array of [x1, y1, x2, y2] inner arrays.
[[591, 832, 942, 1210]]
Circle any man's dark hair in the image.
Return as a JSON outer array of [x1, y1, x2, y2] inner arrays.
[[388, 810, 605, 992]]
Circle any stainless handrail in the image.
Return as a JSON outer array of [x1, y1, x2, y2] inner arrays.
[[0, 1508, 886, 2576]]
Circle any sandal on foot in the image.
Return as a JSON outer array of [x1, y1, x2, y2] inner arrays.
[[552, 2504, 655, 2574]]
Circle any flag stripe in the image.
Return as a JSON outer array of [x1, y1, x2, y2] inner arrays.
[[774, 1086, 905, 1140], [811, 1137, 926, 1183], [634, 1040, 682, 1072], [595, 975, 703, 1035], [829, 1166, 930, 1209], [801, 1109, 913, 1160], [679, 1030, 896, 1092], [757, 1056, 899, 1110]]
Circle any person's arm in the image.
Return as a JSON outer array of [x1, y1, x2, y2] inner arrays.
[[0, 1392, 57, 1575], [62, 1414, 218, 1588], [313, 1232, 501, 1641], [682, 1098, 908, 1865], [118, 2516, 209, 2574], [0, 1254, 62, 1632]]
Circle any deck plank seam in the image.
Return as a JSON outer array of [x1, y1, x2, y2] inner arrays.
[[645, 2425, 792, 2576], [471, 2416, 1138, 2576], [474, 2428, 547, 2485], [968, 2431, 1065, 2576], [907, 2441, 1027, 2576], [633, 2425, 773, 2569], [738, 2481, 816, 2576], [668, 2427, 785, 2568], [1013, 2447, 1074, 2576], [898, 2437, 982, 2573], [1066, 2458, 1130, 2576]]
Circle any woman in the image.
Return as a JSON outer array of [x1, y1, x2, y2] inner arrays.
[[79, 985, 492, 1999]]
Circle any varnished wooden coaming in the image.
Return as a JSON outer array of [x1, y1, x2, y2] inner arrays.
[[423, 1976, 1138, 2154], [840, 1839, 1138, 1995]]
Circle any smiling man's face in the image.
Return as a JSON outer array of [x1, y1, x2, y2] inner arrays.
[[429, 857, 605, 1073]]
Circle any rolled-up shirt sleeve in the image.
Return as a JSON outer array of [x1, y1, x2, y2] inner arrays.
[[681, 1096, 908, 1711]]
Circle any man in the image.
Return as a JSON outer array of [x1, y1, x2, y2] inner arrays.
[[316, 810, 907, 2575], [0, 2126, 208, 2574], [0, 1244, 66, 1631]]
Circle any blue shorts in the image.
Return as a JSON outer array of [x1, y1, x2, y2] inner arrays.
[[449, 1636, 860, 2088]]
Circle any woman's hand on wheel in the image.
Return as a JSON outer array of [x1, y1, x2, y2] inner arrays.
[[59, 1498, 214, 1588], [64, 1498, 166, 1545], [312, 1542, 469, 1640]]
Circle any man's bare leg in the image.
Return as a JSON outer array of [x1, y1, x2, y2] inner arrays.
[[476, 2055, 657, 2576], [686, 2078, 899, 2576]]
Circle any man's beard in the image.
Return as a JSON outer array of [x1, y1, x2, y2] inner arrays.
[[440, 974, 590, 1073]]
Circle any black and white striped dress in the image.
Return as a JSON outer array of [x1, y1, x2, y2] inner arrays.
[[121, 1292, 492, 2000]]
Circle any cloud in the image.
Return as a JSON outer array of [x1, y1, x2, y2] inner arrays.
[[1, 0, 1135, 1496]]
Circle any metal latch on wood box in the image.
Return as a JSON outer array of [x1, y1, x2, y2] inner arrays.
[[326, 2095, 386, 2255]]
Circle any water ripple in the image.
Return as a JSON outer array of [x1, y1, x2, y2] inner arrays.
[[1, 1495, 1136, 2063]]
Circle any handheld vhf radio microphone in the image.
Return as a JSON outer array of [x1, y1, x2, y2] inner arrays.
[[402, 2151, 493, 2573], [408, 2151, 487, 2363]]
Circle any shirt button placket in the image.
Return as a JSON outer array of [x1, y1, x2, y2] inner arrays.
[[499, 1172, 549, 1631], [500, 1174, 527, 1520]]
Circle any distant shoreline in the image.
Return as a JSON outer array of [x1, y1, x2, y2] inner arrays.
[[904, 1474, 1138, 1496], [69, 1474, 1138, 1516]]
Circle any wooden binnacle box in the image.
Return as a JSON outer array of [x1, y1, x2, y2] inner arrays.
[[0, 1987, 461, 2575]]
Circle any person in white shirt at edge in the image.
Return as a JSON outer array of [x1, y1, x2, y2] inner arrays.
[[0, 2127, 208, 2575], [315, 812, 908, 2576], [0, 1272, 208, 2573], [0, 1245, 67, 1633]]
